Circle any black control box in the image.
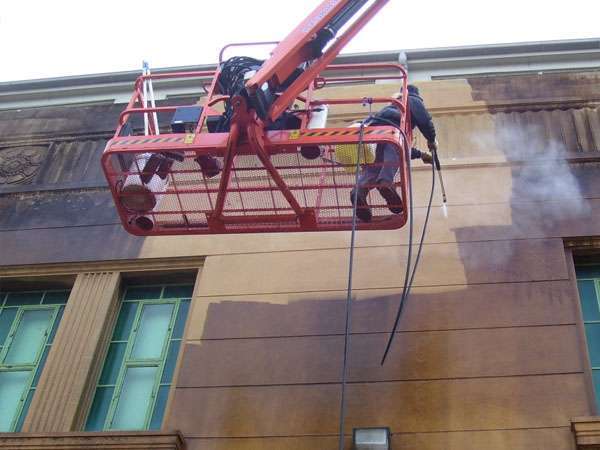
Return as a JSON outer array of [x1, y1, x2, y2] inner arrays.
[[170, 106, 203, 133]]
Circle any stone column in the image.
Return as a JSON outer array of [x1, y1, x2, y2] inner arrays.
[[22, 271, 121, 432]]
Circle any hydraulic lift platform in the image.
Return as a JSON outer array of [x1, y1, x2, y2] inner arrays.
[[101, 0, 413, 235]]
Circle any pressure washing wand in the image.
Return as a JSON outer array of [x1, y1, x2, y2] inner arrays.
[[432, 147, 447, 203]]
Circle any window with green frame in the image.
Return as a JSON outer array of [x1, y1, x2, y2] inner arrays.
[[0, 289, 70, 432], [85, 284, 192, 431], [576, 264, 600, 407]]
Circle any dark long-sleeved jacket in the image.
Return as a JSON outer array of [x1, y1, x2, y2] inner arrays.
[[368, 92, 436, 142], [407, 91, 436, 142]]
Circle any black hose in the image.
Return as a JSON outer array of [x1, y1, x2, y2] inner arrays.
[[328, 0, 369, 34], [337, 120, 366, 450], [311, 0, 370, 56], [380, 132, 436, 365], [215, 57, 264, 132]]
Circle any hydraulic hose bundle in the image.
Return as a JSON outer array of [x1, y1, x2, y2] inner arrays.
[[214, 57, 264, 132], [215, 56, 307, 131]]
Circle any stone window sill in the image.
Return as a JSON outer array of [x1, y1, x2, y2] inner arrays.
[[573, 417, 600, 449]]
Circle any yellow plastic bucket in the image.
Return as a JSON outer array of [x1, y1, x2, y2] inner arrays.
[[335, 142, 376, 173]]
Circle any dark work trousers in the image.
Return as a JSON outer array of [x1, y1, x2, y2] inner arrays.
[[356, 143, 399, 191]]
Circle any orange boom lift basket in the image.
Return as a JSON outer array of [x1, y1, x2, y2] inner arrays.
[[101, 0, 412, 235]]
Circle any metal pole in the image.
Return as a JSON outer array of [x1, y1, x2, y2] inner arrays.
[[144, 61, 160, 135], [142, 62, 149, 136]]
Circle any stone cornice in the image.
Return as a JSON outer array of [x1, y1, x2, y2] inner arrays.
[[565, 238, 600, 252], [0, 431, 185, 449], [0, 256, 205, 278]]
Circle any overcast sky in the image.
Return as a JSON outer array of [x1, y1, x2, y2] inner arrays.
[[1, 0, 598, 82]]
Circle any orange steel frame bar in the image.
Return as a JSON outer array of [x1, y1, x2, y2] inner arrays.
[[245, 0, 390, 121]]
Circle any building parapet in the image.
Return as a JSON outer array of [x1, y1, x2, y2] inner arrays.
[[1, 38, 599, 110]]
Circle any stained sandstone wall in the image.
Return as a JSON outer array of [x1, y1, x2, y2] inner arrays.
[[1, 71, 600, 449]]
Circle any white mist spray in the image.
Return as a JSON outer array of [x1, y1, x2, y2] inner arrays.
[[468, 120, 591, 238], [500, 123, 589, 221]]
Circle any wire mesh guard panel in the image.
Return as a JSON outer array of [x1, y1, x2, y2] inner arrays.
[[103, 143, 408, 235]]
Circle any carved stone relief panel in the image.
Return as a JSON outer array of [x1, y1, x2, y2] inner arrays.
[[0, 145, 48, 185]]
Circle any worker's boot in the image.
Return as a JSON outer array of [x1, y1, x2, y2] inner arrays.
[[350, 188, 372, 222], [195, 155, 223, 178], [377, 184, 403, 214]]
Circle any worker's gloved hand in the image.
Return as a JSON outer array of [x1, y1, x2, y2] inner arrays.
[[421, 152, 433, 165], [427, 139, 438, 152]]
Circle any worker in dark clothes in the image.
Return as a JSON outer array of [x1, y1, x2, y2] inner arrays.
[[350, 84, 438, 222]]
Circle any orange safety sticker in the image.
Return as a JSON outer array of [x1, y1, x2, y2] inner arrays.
[[184, 133, 195, 144]]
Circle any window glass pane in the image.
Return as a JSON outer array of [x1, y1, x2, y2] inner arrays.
[[99, 343, 127, 385], [47, 306, 64, 345], [172, 301, 190, 339], [32, 346, 50, 388], [593, 369, 600, 410], [87, 284, 195, 432], [132, 304, 174, 360], [149, 385, 170, 429], [586, 323, 600, 367], [85, 386, 114, 431], [577, 266, 600, 279], [4, 309, 53, 365], [0, 370, 31, 431], [578, 280, 600, 321], [124, 287, 162, 301], [42, 291, 70, 305], [0, 308, 17, 344], [163, 285, 193, 299], [113, 302, 138, 341], [161, 340, 181, 384], [15, 389, 34, 432], [5, 292, 43, 306], [110, 366, 158, 430]]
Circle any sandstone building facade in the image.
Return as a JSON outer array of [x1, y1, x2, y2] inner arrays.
[[1, 39, 600, 449]]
